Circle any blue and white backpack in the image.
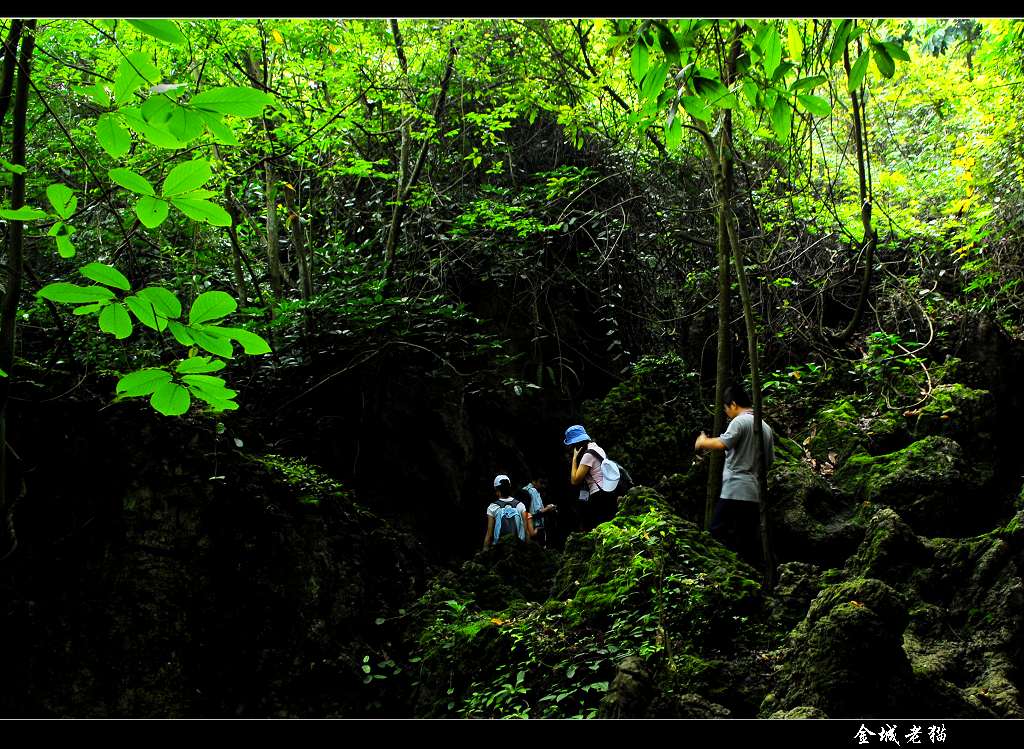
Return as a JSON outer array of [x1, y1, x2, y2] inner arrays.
[[492, 499, 524, 543]]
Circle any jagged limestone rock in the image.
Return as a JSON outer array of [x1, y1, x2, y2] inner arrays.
[[766, 577, 913, 717], [768, 437, 862, 565], [835, 436, 995, 537], [846, 507, 932, 586]]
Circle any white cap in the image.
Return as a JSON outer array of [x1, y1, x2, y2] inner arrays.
[[493, 474, 510, 487]]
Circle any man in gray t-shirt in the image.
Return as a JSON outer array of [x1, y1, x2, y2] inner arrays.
[[694, 384, 774, 566]]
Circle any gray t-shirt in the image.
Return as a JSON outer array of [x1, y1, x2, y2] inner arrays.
[[719, 411, 775, 502]]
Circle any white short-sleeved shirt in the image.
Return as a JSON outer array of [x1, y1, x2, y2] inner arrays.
[[579, 442, 606, 494]]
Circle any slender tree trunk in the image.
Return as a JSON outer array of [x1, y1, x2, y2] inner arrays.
[[283, 182, 315, 344], [832, 40, 875, 343], [221, 179, 248, 305], [383, 29, 456, 286], [0, 20, 35, 559], [247, 49, 284, 301], [0, 20, 24, 133]]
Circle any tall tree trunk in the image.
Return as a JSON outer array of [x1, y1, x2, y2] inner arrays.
[[832, 40, 875, 343], [247, 49, 284, 302], [220, 171, 248, 306], [283, 182, 315, 345], [383, 26, 456, 286], [0, 20, 35, 559], [705, 26, 740, 530], [0, 20, 24, 133]]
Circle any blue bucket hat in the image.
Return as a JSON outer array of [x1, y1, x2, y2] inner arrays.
[[563, 424, 591, 445]]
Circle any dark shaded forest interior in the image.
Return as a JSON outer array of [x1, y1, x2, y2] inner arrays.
[[1, 17, 1024, 719]]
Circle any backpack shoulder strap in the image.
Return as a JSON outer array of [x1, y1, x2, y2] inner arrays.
[[585, 448, 604, 463]]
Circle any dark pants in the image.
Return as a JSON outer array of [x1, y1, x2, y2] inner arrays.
[[579, 490, 617, 532], [710, 497, 762, 568]]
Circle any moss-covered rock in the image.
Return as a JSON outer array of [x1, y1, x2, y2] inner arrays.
[[765, 561, 823, 633], [581, 353, 705, 484], [404, 486, 766, 718], [835, 436, 995, 537], [806, 399, 864, 468], [766, 577, 914, 717], [768, 705, 829, 718], [909, 383, 994, 444], [768, 438, 863, 565], [846, 507, 932, 586]]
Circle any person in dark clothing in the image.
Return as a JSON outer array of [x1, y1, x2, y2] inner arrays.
[[694, 384, 774, 566]]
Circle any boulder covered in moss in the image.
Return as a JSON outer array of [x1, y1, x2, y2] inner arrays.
[[909, 383, 994, 445], [768, 437, 863, 565], [765, 577, 914, 717], [581, 353, 705, 485], [806, 399, 865, 468], [835, 436, 996, 537], [845, 507, 932, 586], [404, 486, 767, 718]]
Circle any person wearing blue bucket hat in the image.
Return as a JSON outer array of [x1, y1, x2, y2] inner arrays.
[[564, 424, 614, 531]]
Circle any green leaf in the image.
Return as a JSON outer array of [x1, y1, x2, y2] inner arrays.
[[741, 80, 758, 106], [656, 23, 680, 66], [135, 195, 169, 228], [665, 115, 682, 150], [171, 196, 231, 226], [119, 107, 184, 149], [73, 303, 106, 315], [828, 20, 852, 65], [680, 95, 711, 123], [141, 95, 174, 125], [639, 61, 669, 103], [630, 42, 649, 84], [199, 112, 240, 146], [127, 19, 186, 46], [109, 168, 155, 196], [0, 206, 48, 220], [190, 87, 276, 117], [162, 159, 211, 197], [138, 286, 182, 319], [848, 49, 871, 92], [38, 282, 115, 304], [96, 113, 131, 158], [46, 184, 77, 220], [787, 21, 804, 66], [176, 356, 226, 374], [113, 51, 160, 104], [77, 82, 111, 108], [881, 41, 911, 62], [188, 326, 234, 358], [151, 381, 191, 416], [80, 262, 131, 290], [797, 94, 831, 117], [189, 290, 237, 324], [693, 76, 736, 109], [872, 42, 895, 78], [99, 302, 133, 339], [791, 75, 827, 92], [762, 26, 782, 80], [116, 368, 172, 397], [0, 158, 27, 175], [55, 234, 77, 259], [181, 374, 237, 398], [216, 326, 272, 355], [168, 320, 195, 346], [189, 390, 239, 412], [770, 97, 792, 139], [167, 106, 205, 144], [124, 294, 161, 330]]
